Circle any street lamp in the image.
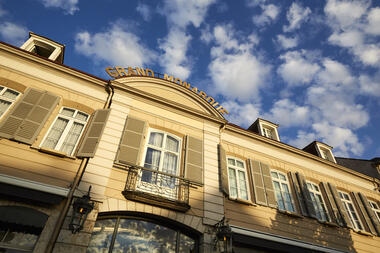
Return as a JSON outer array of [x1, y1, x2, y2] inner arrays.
[[69, 186, 94, 234]]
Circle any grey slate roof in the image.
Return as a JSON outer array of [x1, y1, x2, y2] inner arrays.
[[335, 157, 380, 180]]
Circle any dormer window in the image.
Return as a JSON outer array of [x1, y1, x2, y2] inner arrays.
[[262, 126, 274, 139], [248, 118, 280, 141], [20, 32, 65, 64], [316, 143, 336, 163]]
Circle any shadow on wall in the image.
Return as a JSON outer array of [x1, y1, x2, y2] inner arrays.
[[269, 211, 356, 253]]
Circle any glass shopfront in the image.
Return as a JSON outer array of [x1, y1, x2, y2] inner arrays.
[[87, 215, 198, 253]]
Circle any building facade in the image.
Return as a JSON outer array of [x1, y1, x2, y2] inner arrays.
[[0, 34, 379, 253]]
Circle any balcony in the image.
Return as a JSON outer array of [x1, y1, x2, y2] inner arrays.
[[115, 164, 191, 212]]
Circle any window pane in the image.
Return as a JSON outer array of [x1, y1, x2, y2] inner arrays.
[[271, 172, 278, 179], [238, 170, 248, 200], [165, 136, 179, 152], [0, 229, 38, 252], [179, 233, 196, 253], [42, 117, 68, 149], [162, 152, 178, 175], [228, 158, 235, 166], [236, 160, 244, 168], [228, 168, 238, 198], [279, 174, 286, 181], [149, 132, 164, 147], [3, 89, 19, 100], [112, 219, 176, 253], [75, 112, 88, 121], [87, 219, 116, 253], [60, 122, 84, 155], [0, 99, 11, 117], [61, 108, 75, 117], [142, 148, 161, 183]]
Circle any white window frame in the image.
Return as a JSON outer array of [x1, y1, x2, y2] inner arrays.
[[0, 86, 20, 119], [138, 128, 182, 199], [369, 200, 380, 223], [40, 107, 88, 156], [271, 170, 295, 212], [316, 143, 336, 163], [306, 181, 330, 222], [226, 157, 250, 201], [259, 122, 280, 141], [338, 191, 364, 230]]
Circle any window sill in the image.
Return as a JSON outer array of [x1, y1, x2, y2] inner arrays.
[[355, 230, 373, 237], [37, 147, 75, 159], [228, 197, 256, 206], [318, 220, 339, 227], [278, 209, 303, 218]]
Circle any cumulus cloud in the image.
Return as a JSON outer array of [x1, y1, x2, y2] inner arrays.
[[277, 50, 320, 86], [288, 130, 316, 149], [324, 0, 369, 29], [365, 7, 380, 35], [158, 28, 192, 79], [0, 22, 28, 46], [276, 34, 299, 49], [74, 22, 156, 67], [223, 100, 260, 127], [264, 99, 310, 127], [283, 2, 311, 32], [359, 73, 380, 96], [136, 3, 151, 22], [39, 0, 79, 15], [253, 4, 280, 27], [208, 24, 270, 102]]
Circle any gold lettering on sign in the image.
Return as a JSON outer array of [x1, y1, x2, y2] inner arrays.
[[218, 108, 229, 115], [206, 96, 215, 104], [174, 78, 182, 85], [164, 74, 174, 82], [116, 67, 127, 77], [128, 67, 136, 75], [191, 87, 198, 94], [146, 69, 154, 77], [183, 81, 190, 89], [106, 67, 119, 78], [198, 91, 207, 99], [136, 67, 146, 76]]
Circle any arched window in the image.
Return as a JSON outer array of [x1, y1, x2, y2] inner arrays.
[[87, 214, 199, 253]]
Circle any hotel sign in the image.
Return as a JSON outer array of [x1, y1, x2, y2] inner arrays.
[[105, 66, 229, 116]]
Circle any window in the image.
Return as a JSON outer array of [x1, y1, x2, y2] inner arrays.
[[87, 216, 198, 252], [227, 157, 249, 201], [338, 191, 363, 230], [0, 86, 20, 118], [262, 126, 274, 139], [41, 107, 89, 156], [139, 129, 182, 199], [369, 201, 380, 223], [271, 170, 295, 212], [306, 182, 330, 222], [320, 147, 334, 162]]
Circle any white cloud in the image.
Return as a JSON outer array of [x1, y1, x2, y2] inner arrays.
[[288, 130, 316, 149], [264, 99, 310, 127], [359, 73, 380, 96], [283, 2, 311, 32], [276, 34, 298, 49], [253, 4, 280, 27], [136, 3, 151, 22], [39, 0, 79, 15], [277, 50, 320, 86], [200, 25, 213, 44], [365, 7, 380, 35], [324, 0, 369, 29], [328, 30, 364, 48], [161, 0, 216, 28], [74, 22, 156, 67], [0, 22, 28, 46], [208, 24, 270, 102], [223, 100, 260, 127], [317, 59, 354, 86], [158, 28, 192, 79]]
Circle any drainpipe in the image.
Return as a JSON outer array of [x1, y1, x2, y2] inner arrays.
[[46, 80, 114, 252]]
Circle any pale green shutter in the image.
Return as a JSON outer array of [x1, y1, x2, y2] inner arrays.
[[328, 183, 353, 229], [0, 88, 59, 144], [296, 172, 317, 218], [261, 163, 277, 208], [249, 160, 267, 206], [288, 172, 308, 216], [115, 117, 146, 165], [184, 136, 203, 185], [76, 109, 110, 158], [218, 144, 229, 196], [320, 182, 343, 226], [358, 193, 380, 235]]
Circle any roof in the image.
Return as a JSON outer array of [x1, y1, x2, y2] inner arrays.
[[335, 157, 380, 179]]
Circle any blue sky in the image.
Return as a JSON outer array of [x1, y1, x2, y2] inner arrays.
[[1, 0, 379, 159]]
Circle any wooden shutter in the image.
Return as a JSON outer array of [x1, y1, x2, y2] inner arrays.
[[260, 163, 277, 208], [249, 160, 267, 206], [184, 136, 203, 185], [218, 144, 229, 196], [288, 172, 308, 216], [328, 183, 353, 228], [296, 173, 317, 218], [358, 193, 380, 235], [0, 88, 59, 144], [320, 182, 343, 226], [115, 116, 146, 165], [76, 109, 110, 158], [351, 192, 376, 234]]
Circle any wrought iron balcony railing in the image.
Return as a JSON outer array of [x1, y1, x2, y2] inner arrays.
[[115, 163, 191, 212]]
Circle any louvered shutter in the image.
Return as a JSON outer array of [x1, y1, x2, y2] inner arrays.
[[358, 193, 380, 235], [288, 172, 308, 216], [351, 192, 376, 234], [184, 136, 203, 185], [115, 117, 146, 165], [76, 109, 110, 158], [328, 183, 353, 228], [320, 182, 343, 226], [0, 88, 59, 144], [260, 163, 277, 208], [245, 160, 255, 203], [249, 160, 267, 206], [296, 173, 317, 218], [218, 144, 229, 196]]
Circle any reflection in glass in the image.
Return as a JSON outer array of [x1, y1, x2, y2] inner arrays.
[[87, 219, 116, 253], [179, 233, 195, 253]]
